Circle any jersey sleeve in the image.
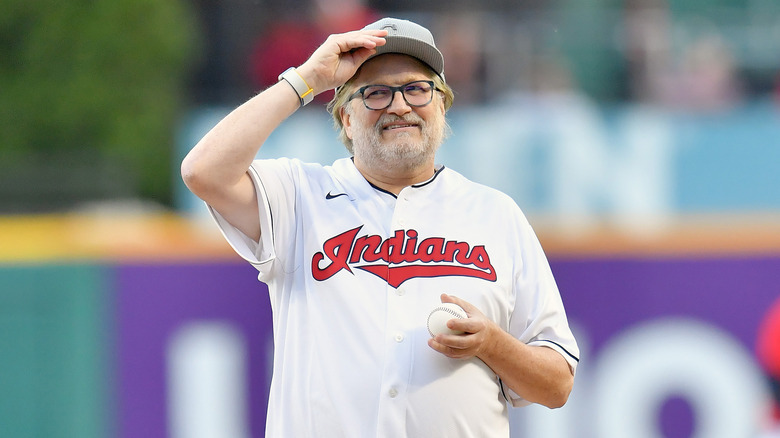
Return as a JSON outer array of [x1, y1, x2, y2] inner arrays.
[[207, 158, 298, 280], [503, 212, 580, 407]]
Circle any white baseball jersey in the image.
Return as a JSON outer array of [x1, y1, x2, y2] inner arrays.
[[208, 157, 579, 438]]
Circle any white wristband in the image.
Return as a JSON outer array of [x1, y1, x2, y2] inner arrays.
[[278, 67, 314, 107]]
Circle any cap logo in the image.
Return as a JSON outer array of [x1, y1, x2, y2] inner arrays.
[[381, 23, 397, 33]]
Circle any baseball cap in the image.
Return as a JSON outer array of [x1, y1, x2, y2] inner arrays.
[[362, 17, 445, 79]]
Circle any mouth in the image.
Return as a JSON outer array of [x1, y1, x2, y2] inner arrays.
[[382, 122, 419, 131]]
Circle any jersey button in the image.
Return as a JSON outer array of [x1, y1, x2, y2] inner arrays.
[[395, 333, 404, 343], [395, 288, 406, 296], [388, 388, 399, 398]]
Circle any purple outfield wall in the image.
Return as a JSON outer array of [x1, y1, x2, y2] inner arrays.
[[116, 262, 272, 438], [115, 255, 780, 437]]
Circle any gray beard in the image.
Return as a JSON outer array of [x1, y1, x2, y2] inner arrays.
[[351, 113, 444, 173]]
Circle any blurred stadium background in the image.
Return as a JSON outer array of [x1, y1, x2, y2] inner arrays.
[[2, 0, 780, 437]]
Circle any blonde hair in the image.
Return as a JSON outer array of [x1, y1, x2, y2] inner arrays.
[[327, 68, 454, 154]]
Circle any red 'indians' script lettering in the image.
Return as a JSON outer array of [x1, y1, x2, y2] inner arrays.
[[311, 226, 497, 288]]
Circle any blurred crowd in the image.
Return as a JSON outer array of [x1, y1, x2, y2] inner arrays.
[[189, 0, 780, 110]]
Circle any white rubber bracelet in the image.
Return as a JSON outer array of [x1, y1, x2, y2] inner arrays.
[[278, 67, 314, 107]]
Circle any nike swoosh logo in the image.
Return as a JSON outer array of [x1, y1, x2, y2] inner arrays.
[[325, 191, 348, 200]]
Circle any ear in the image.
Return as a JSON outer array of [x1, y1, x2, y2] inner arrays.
[[340, 106, 354, 140], [437, 92, 447, 116]]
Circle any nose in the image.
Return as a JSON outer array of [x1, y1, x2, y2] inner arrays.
[[386, 90, 412, 115]]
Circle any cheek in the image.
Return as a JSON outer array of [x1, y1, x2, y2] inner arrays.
[[434, 97, 446, 117], [346, 113, 381, 139], [421, 108, 443, 129]]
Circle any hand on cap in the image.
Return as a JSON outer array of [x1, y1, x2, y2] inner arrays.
[[296, 29, 387, 96]]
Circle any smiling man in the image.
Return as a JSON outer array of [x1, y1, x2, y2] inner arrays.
[[338, 54, 448, 185], [181, 17, 579, 438]]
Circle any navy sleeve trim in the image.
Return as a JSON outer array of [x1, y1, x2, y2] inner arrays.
[[536, 339, 580, 362], [498, 378, 510, 402]]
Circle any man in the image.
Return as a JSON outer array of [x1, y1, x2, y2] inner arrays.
[[182, 17, 579, 438]]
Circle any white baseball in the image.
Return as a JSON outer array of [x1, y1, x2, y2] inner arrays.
[[427, 302, 468, 337]]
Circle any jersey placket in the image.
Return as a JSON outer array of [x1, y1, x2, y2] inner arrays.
[[375, 189, 417, 437]]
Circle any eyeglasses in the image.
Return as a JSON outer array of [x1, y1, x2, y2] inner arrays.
[[348, 80, 439, 111]]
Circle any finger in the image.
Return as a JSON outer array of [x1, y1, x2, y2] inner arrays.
[[448, 317, 487, 336], [428, 337, 458, 355], [447, 317, 473, 334], [354, 28, 389, 43], [428, 340, 450, 357], [344, 28, 387, 39], [331, 30, 387, 53], [428, 338, 472, 359], [343, 47, 378, 67], [433, 333, 471, 350], [441, 293, 478, 315]]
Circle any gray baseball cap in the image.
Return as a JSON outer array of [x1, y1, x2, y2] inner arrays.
[[363, 17, 445, 79]]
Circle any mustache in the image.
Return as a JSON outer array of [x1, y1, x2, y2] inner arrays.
[[374, 114, 426, 130]]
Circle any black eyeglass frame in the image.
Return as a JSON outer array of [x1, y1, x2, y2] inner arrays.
[[347, 80, 440, 111]]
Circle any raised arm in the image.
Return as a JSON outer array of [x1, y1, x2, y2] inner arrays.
[[180, 29, 387, 241]]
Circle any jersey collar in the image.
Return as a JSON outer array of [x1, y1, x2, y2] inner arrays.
[[333, 158, 446, 200]]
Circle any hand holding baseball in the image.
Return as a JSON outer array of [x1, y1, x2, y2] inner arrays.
[[427, 293, 499, 360], [427, 302, 468, 337], [296, 29, 388, 95]]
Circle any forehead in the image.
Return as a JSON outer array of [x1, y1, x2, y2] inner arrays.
[[352, 54, 434, 86]]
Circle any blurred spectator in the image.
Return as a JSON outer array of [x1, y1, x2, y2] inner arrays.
[[655, 33, 745, 111], [529, 54, 577, 96], [623, 0, 745, 111], [431, 13, 487, 104], [774, 71, 780, 106], [622, 0, 673, 104], [247, 0, 379, 104], [756, 296, 780, 436]]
